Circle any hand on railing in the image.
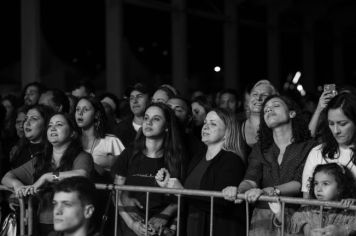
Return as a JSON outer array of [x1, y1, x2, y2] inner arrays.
[[129, 220, 152, 236], [148, 213, 169, 234], [244, 188, 264, 203], [155, 168, 170, 188]]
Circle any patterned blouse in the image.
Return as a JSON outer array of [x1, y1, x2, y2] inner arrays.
[[244, 141, 316, 208]]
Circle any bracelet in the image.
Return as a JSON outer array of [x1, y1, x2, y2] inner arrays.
[[52, 171, 60, 182], [273, 186, 281, 196]]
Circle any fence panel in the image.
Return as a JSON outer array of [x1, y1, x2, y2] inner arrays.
[[5, 183, 356, 236]]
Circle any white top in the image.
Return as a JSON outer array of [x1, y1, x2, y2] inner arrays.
[[84, 134, 125, 171], [301, 144, 356, 193], [132, 121, 141, 132]]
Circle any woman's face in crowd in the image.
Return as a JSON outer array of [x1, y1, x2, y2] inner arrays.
[[167, 98, 189, 123], [2, 99, 14, 120], [249, 84, 273, 114], [328, 108, 356, 148], [313, 171, 339, 201], [263, 98, 293, 129], [15, 111, 26, 138], [219, 93, 237, 113], [24, 85, 40, 106], [142, 106, 167, 138], [152, 89, 169, 104], [191, 102, 207, 127], [47, 114, 72, 146], [130, 90, 149, 116], [75, 99, 95, 129], [201, 111, 226, 145], [24, 108, 45, 143]]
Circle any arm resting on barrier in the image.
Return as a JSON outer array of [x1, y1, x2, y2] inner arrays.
[[237, 180, 258, 193], [1, 171, 26, 197], [114, 175, 150, 236]]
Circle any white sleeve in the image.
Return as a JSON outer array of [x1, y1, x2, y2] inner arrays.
[[301, 147, 319, 193], [107, 136, 125, 156]]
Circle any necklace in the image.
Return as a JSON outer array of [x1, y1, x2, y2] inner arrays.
[[89, 138, 97, 155], [28, 144, 41, 159]]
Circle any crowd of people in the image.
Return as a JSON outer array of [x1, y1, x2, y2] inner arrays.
[[0, 79, 356, 236]]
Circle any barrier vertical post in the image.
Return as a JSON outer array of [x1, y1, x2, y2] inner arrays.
[[177, 194, 181, 236], [145, 192, 150, 236], [245, 201, 249, 236], [115, 189, 119, 236], [28, 196, 33, 235], [209, 196, 214, 236], [319, 206, 324, 228], [281, 202, 285, 236], [19, 198, 25, 236]]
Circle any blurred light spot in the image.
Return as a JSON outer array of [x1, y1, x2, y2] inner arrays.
[[138, 47, 144, 52], [292, 71, 301, 84], [214, 66, 221, 72]]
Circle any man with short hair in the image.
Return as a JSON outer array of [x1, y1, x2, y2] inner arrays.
[[23, 82, 44, 106], [39, 89, 70, 113], [50, 177, 98, 236], [116, 83, 150, 146]]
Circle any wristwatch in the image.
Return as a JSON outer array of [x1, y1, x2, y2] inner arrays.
[[52, 171, 60, 182], [273, 186, 281, 196]]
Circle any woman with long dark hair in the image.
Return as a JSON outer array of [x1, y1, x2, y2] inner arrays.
[[223, 95, 315, 236], [302, 92, 356, 198], [1, 112, 93, 235], [112, 103, 185, 236], [9, 104, 53, 169], [75, 96, 124, 181]]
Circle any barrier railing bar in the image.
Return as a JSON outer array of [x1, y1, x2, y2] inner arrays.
[[209, 196, 214, 236], [28, 196, 33, 236], [245, 201, 249, 236], [115, 189, 119, 236], [145, 192, 150, 236], [319, 205, 324, 228], [95, 184, 356, 211], [281, 202, 285, 236], [177, 194, 181, 236], [19, 197, 25, 236]]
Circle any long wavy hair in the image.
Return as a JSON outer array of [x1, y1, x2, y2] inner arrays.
[[34, 112, 82, 180], [309, 163, 356, 200], [132, 103, 186, 179], [319, 93, 356, 163], [258, 95, 311, 152], [210, 108, 246, 163], [76, 97, 107, 139]]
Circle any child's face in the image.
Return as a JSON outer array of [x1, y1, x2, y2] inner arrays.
[[313, 171, 339, 201]]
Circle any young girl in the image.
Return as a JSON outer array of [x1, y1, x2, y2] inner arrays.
[[271, 163, 356, 235], [75, 96, 125, 181]]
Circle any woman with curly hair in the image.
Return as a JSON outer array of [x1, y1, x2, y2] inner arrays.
[[10, 104, 53, 169], [302, 92, 356, 198], [75, 96, 125, 181], [223, 95, 315, 236]]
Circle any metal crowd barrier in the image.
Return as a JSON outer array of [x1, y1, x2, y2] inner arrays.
[[4, 183, 356, 236], [0, 185, 29, 236], [95, 184, 356, 236]]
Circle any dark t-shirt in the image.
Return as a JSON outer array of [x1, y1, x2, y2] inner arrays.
[[112, 147, 173, 216], [116, 117, 137, 147], [10, 142, 44, 169]]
